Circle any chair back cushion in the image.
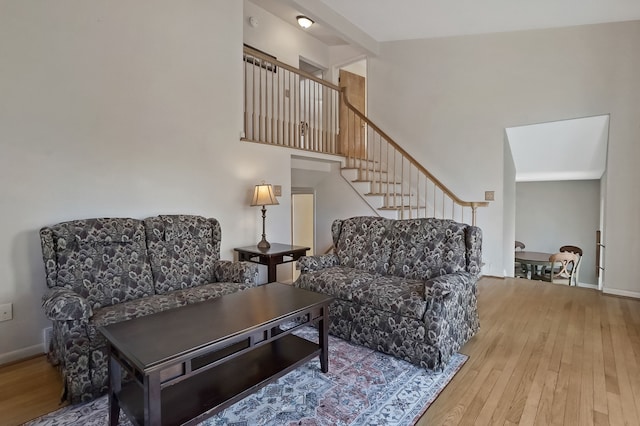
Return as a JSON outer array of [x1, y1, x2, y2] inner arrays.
[[143, 215, 220, 294], [40, 218, 154, 310], [389, 218, 471, 280], [331, 217, 393, 275]]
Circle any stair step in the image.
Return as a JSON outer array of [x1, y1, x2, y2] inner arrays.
[[344, 158, 380, 169]]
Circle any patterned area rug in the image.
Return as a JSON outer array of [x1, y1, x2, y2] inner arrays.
[[25, 327, 466, 426]]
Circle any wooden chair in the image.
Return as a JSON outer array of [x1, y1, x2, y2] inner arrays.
[[546, 252, 579, 285], [560, 245, 583, 286], [514, 241, 527, 277]]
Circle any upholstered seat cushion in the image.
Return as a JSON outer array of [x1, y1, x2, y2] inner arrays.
[[87, 281, 247, 349], [294, 266, 378, 300], [351, 275, 428, 319]]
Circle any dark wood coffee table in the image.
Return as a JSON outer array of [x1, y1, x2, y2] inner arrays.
[[99, 283, 333, 426]]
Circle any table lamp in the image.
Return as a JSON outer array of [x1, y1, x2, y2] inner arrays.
[[250, 182, 279, 249]]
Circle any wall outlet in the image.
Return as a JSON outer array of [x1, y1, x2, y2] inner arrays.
[[485, 191, 495, 201], [0, 303, 12, 322], [273, 185, 282, 196]]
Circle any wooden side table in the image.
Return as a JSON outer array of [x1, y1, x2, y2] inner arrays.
[[234, 243, 310, 283]]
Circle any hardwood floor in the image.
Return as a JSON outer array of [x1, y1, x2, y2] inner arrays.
[[0, 355, 65, 426], [1, 276, 639, 425], [419, 277, 640, 425]]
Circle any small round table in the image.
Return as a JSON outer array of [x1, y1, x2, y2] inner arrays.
[[514, 251, 553, 280]]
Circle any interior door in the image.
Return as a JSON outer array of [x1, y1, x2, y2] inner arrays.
[[339, 69, 366, 157]]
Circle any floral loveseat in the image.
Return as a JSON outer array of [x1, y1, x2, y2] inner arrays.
[[40, 214, 258, 403], [294, 216, 482, 370]]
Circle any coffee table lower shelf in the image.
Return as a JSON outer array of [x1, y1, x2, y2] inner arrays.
[[116, 334, 319, 426]]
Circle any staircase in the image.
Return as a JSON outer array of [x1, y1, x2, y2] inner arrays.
[[241, 45, 488, 225], [340, 161, 414, 219]]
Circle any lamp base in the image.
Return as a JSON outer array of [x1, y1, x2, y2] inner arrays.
[[257, 238, 271, 250]]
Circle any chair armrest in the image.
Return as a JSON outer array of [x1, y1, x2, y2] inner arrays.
[[297, 254, 340, 273], [214, 260, 259, 287], [422, 272, 479, 360], [42, 288, 93, 321]]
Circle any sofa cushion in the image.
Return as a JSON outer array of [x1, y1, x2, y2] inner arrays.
[[40, 218, 155, 310], [351, 276, 428, 320], [332, 217, 393, 275], [144, 215, 221, 294], [88, 281, 246, 350], [295, 266, 378, 300], [389, 218, 467, 280]]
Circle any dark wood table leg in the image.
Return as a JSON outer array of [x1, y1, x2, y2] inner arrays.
[[144, 373, 162, 426], [267, 258, 278, 283], [108, 350, 121, 426], [319, 304, 329, 373]]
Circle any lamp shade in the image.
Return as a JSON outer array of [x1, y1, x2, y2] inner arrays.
[[250, 183, 279, 206]]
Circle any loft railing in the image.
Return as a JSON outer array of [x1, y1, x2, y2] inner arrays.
[[242, 46, 340, 153], [242, 45, 488, 225]]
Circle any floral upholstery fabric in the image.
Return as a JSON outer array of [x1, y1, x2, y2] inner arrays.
[[294, 216, 482, 371], [143, 215, 220, 294], [214, 260, 258, 286], [295, 266, 378, 300], [40, 215, 258, 404], [297, 253, 340, 273], [332, 217, 393, 275], [389, 218, 467, 280], [350, 276, 427, 319], [42, 287, 93, 320], [39, 218, 155, 310]]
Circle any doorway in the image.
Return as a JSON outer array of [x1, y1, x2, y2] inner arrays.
[[291, 189, 315, 282]]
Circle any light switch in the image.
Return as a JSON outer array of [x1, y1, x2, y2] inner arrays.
[[274, 185, 282, 196], [485, 191, 495, 201]]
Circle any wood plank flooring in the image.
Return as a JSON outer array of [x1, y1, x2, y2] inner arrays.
[[1, 276, 639, 425], [0, 355, 65, 426], [419, 277, 640, 425]]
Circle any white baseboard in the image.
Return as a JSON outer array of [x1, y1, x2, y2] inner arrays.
[[577, 282, 598, 290], [0, 344, 44, 366], [603, 287, 640, 299]]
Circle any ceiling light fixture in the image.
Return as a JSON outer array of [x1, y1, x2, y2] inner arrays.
[[296, 15, 314, 29]]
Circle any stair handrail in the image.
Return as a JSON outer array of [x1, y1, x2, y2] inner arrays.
[[244, 46, 340, 91], [341, 88, 489, 224]]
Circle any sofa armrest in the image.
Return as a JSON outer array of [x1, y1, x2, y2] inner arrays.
[[422, 272, 479, 362], [42, 288, 93, 321], [214, 260, 259, 287], [424, 271, 475, 300], [297, 254, 340, 273]]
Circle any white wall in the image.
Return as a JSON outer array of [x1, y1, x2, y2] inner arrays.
[[366, 21, 640, 295], [516, 180, 600, 286], [243, 0, 329, 69], [0, 0, 299, 362], [502, 135, 517, 277]]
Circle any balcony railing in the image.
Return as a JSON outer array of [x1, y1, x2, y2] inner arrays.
[[242, 45, 488, 225]]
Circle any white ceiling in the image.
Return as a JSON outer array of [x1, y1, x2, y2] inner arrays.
[[315, 0, 640, 41], [248, 0, 623, 181], [507, 116, 609, 182], [253, 0, 640, 42]]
